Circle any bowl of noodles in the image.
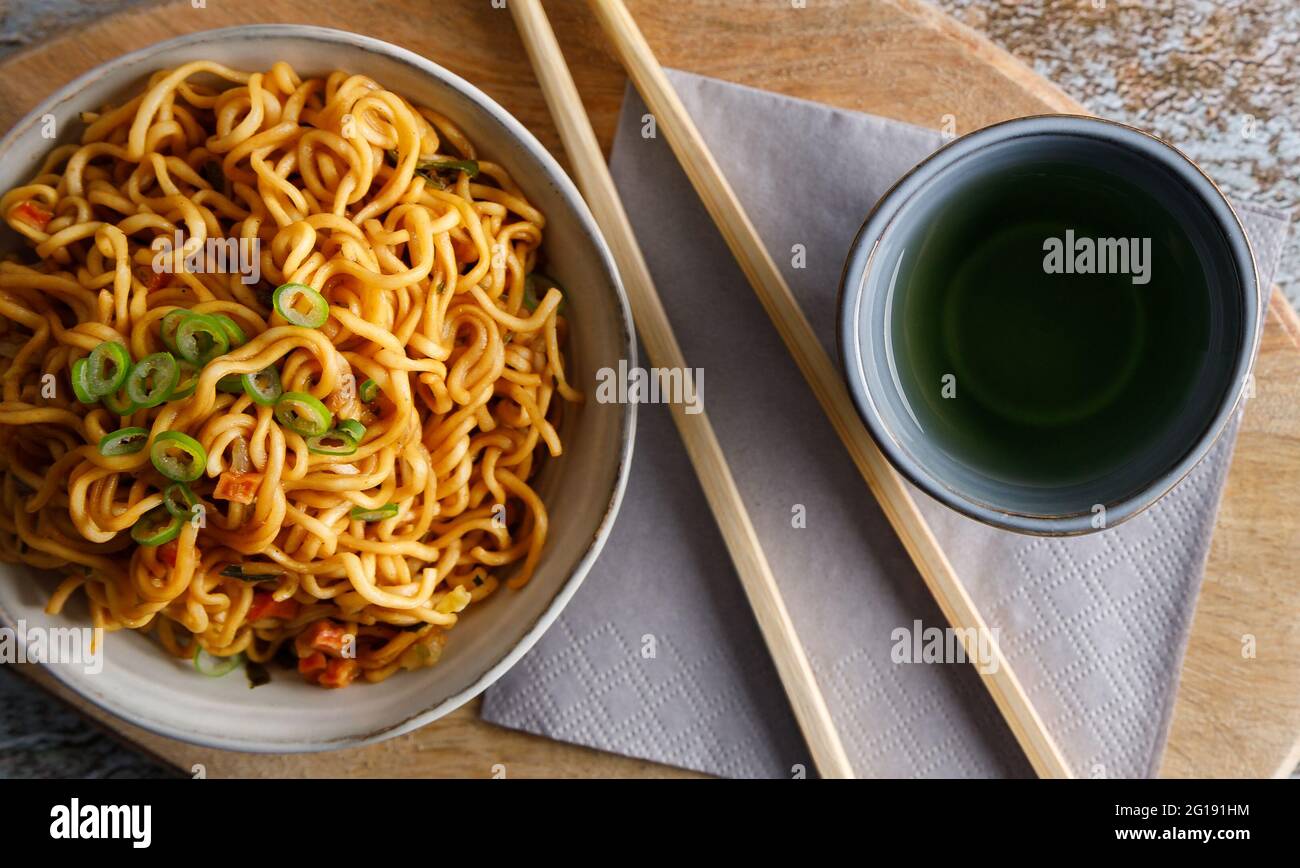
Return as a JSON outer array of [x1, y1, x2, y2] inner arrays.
[[0, 25, 635, 751]]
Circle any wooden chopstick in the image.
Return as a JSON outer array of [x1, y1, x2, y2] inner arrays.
[[584, 0, 1074, 779], [508, 0, 856, 779]]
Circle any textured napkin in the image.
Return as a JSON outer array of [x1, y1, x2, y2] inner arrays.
[[482, 70, 1292, 778]]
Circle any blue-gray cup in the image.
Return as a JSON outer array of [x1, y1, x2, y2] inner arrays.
[[838, 115, 1259, 535]]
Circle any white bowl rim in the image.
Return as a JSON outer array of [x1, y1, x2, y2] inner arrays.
[[0, 23, 637, 753]]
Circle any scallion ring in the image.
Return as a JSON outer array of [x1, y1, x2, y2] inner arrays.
[[162, 482, 199, 521], [150, 430, 206, 482], [130, 505, 183, 546], [358, 378, 379, 403], [349, 503, 399, 522], [307, 430, 359, 456], [159, 309, 190, 353], [336, 419, 366, 442], [98, 426, 149, 457], [216, 373, 245, 394], [101, 387, 137, 416], [85, 341, 132, 397], [272, 282, 329, 329], [69, 358, 96, 404], [210, 314, 248, 348], [170, 360, 200, 401], [174, 313, 230, 365], [241, 366, 282, 406], [125, 352, 180, 409], [193, 646, 242, 678], [274, 392, 332, 438]]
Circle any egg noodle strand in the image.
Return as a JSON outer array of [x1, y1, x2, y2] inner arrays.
[[0, 61, 579, 687]]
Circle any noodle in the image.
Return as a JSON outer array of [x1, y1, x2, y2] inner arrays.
[[0, 61, 580, 688]]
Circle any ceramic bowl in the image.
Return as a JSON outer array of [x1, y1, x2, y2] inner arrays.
[[838, 115, 1258, 535], [0, 25, 635, 751]]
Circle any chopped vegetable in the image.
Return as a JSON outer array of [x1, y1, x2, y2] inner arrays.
[[101, 387, 137, 416], [150, 430, 206, 482], [193, 646, 242, 677], [358, 378, 379, 403], [272, 282, 329, 329], [125, 352, 180, 408], [241, 366, 282, 406], [11, 200, 53, 230], [98, 426, 148, 457], [300, 619, 349, 655], [274, 391, 333, 437], [174, 313, 230, 365], [218, 563, 283, 582], [162, 482, 198, 520], [170, 360, 200, 400], [306, 430, 358, 456], [216, 373, 245, 393], [210, 314, 247, 348], [245, 660, 271, 688], [336, 419, 366, 442], [414, 158, 479, 183], [247, 591, 300, 622], [85, 341, 132, 397], [131, 505, 183, 546], [213, 470, 260, 504], [69, 358, 97, 404], [349, 503, 398, 522], [317, 657, 359, 689], [159, 309, 189, 353]]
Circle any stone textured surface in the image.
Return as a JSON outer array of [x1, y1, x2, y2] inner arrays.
[[0, 0, 1294, 777], [934, 0, 1297, 307]]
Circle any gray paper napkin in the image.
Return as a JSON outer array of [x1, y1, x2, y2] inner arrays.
[[482, 71, 1292, 778]]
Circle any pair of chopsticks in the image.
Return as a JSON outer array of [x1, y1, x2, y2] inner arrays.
[[510, 0, 1073, 779]]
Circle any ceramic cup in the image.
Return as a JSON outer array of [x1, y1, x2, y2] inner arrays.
[[838, 115, 1258, 535]]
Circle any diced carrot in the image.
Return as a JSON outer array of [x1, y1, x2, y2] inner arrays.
[[11, 201, 52, 230], [318, 657, 359, 689], [297, 651, 327, 678], [213, 471, 261, 504], [246, 591, 299, 622], [300, 618, 349, 655]]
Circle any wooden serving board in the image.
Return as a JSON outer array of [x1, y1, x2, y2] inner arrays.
[[3, 0, 1298, 779]]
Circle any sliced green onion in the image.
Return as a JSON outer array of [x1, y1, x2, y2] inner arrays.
[[336, 419, 366, 442], [307, 430, 359, 456], [162, 482, 199, 521], [415, 158, 479, 180], [218, 563, 283, 582], [98, 426, 148, 457], [125, 352, 180, 408], [101, 387, 137, 416], [242, 366, 282, 406], [274, 392, 332, 437], [86, 341, 132, 397], [349, 503, 399, 522], [70, 358, 96, 404], [131, 505, 183, 546], [174, 313, 230, 365], [211, 314, 247, 348], [150, 430, 206, 482], [170, 360, 200, 401], [159, 309, 190, 353], [193, 646, 242, 677], [217, 373, 245, 393], [272, 283, 329, 329], [358, 378, 379, 403]]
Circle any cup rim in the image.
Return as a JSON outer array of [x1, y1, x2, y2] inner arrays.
[[837, 113, 1260, 536]]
